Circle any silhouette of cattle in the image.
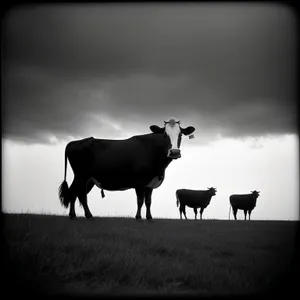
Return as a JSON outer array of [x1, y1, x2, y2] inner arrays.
[[176, 187, 217, 220], [229, 191, 260, 220], [58, 119, 195, 220]]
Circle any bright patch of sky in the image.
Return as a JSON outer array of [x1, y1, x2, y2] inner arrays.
[[2, 134, 298, 220]]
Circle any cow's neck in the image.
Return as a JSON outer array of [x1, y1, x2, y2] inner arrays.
[[203, 195, 212, 206], [163, 157, 173, 168], [135, 133, 175, 169]]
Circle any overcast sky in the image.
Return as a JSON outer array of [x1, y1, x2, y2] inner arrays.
[[2, 3, 299, 220]]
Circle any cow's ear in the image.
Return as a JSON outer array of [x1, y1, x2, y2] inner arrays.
[[181, 126, 195, 136], [150, 125, 165, 134]]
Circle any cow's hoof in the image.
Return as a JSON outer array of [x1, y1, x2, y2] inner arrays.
[[69, 215, 76, 220], [86, 215, 94, 220], [146, 215, 153, 220], [135, 215, 142, 220]]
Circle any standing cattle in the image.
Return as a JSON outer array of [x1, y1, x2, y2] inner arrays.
[[176, 187, 217, 220], [58, 119, 195, 220], [229, 191, 260, 220]]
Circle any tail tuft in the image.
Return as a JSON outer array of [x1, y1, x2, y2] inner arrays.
[[58, 180, 70, 208]]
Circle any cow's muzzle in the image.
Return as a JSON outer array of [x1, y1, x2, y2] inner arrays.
[[168, 149, 181, 159]]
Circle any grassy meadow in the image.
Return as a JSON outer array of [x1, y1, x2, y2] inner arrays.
[[2, 213, 299, 296]]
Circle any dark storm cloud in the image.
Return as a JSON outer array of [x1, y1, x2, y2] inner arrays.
[[2, 3, 297, 144]]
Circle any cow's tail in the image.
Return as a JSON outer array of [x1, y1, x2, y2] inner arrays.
[[176, 191, 180, 207], [229, 204, 232, 220], [58, 146, 70, 208]]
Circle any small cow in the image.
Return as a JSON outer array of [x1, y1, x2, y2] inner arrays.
[[176, 187, 217, 220], [58, 119, 195, 220], [229, 191, 260, 220]]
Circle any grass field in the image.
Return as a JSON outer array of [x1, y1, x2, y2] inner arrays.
[[2, 213, 299, 296]]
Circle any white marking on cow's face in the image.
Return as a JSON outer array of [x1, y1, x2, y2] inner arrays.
[[165, 122, 181, 150]]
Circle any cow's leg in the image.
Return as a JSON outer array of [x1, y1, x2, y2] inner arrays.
[[86, 179, 95, 195], [193, 207, 198, 220], [248, 210, 252, 220], [83, 179, 95, 219], [78, 193, 93, 219], [200, 207, 204, 220], [77, 179, 94, 219], [180, 205, 187, 220], [68, 178, 80, 219], [244, 210, 247, 220], [145, 187, 153, 220], [233, 207, 238, 220], [179, 205, 184, 219], [135, 187, 145, 220]]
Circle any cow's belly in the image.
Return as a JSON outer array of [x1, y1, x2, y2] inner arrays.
[[236, 204, 255, 210], [185, 203, 206, 209], [90, 174, 163, 190], [90, 177, 131, 191]]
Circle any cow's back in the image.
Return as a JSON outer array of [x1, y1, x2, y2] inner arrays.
[[91, 136, 150, 173]]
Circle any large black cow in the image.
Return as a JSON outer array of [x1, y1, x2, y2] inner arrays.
[[176, 187, 217, 220], [58, 119, 195, 220], [229, 190, 260, 220]]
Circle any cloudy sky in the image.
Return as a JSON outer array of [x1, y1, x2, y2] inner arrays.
[[2, 3, 298, 220]]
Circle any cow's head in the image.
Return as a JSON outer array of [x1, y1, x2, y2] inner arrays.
[[251, 190, 260, 199], [150, 119, 195, 159], [207, 187, 217, 196]]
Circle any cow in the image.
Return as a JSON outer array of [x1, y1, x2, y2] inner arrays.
[[176, 187, 217, 220], [58, 119, 195, 220], [229, 191, 260, 220]]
